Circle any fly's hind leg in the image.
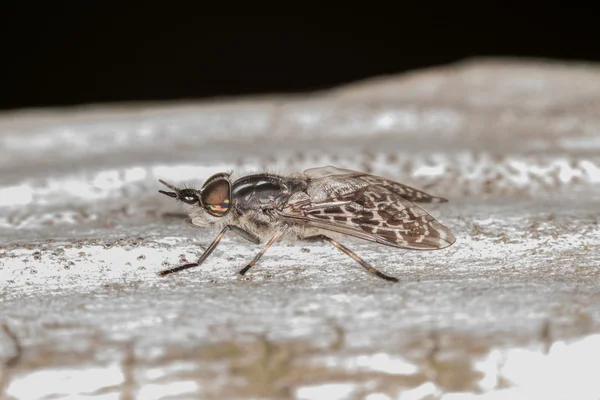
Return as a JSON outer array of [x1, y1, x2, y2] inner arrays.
[[303, 235, 399, 282]]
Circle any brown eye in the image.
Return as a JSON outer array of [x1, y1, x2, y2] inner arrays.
[[201, 176, 231, 217]]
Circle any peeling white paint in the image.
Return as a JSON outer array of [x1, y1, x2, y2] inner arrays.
[[295, 383, 358, 400], [6, 365, 124, 400]]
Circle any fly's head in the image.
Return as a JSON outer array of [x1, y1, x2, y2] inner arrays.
[[159, 172, 233, 227]]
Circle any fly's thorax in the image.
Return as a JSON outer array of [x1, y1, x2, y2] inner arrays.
[[231, 174, 308, 213]]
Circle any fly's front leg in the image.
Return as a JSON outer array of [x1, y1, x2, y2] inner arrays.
[[159, 225, 259, 277], [229, 225, 261, 244], [159, 225, 231, 277], [185, 220, 259, 244]]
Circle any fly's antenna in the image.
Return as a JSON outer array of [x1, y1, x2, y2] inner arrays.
[[158, 179, 179, 198]]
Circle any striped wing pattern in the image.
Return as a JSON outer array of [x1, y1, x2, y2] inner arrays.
[[281, 166, 455, 250]]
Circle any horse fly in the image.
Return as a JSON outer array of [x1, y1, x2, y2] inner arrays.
[[158, 166, 455, 282]]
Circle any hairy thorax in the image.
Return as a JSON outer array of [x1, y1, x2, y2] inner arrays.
[[229, 173, 310, 240]]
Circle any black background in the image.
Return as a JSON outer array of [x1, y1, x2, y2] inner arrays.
[[2, 7, 598, 110]]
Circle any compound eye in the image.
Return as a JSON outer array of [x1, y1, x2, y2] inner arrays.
[[201, 177, 231, 217], [179, 189, 199, 205]]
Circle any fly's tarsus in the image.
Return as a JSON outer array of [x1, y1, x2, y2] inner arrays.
[[158, 262, 199, 277]]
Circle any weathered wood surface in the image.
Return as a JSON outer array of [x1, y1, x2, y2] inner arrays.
[[1, 58, 600, 399]]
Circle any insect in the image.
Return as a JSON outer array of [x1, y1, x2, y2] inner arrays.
[[158, 166, 455, 282]]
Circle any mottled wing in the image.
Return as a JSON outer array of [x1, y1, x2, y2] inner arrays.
[[304, 165, 448, 203], [280, 179, 455, 250]]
